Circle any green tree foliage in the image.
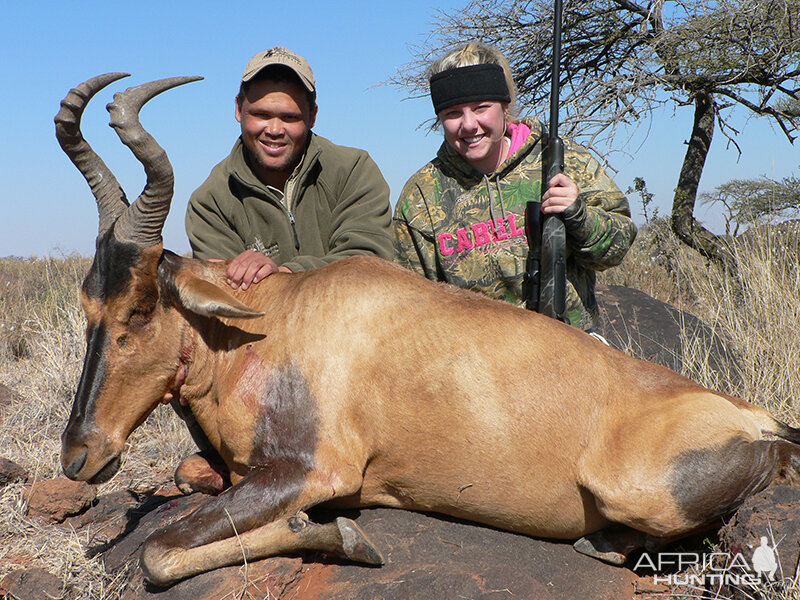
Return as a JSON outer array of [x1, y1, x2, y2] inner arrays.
[[394, 0, 800, 270]]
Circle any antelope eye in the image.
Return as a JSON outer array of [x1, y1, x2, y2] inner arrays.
[[128, 309, 152, 331]]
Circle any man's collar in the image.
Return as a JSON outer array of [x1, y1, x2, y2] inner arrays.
[[231, 133, 320, 192]]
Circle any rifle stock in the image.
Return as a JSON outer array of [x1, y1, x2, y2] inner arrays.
[[539, 138, 567, 323], [524, 199, 542, 312]]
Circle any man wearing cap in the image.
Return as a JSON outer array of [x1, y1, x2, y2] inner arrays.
[[176, 48, 392, 495], [186, 46, 393, 291]]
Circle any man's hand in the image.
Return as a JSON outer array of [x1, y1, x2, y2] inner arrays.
[[214, 250, 291, 290], [541, 173, 579, 215]]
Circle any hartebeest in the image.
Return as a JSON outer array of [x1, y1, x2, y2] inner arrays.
[[58, 74, 800, 587]]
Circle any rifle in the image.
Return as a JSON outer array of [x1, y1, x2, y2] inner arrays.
[[525, 0, 567, 323]]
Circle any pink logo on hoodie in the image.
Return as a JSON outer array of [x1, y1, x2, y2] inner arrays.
[[438, 214, 525, 257]]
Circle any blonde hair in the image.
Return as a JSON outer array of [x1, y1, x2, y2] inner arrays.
[[429, 42, 518, 116]]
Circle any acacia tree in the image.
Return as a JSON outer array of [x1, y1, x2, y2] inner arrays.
[[701, 172, 800, 235], [394, 0, 800, 269]]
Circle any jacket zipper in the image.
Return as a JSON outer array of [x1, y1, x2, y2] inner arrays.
[[284, 175, 301, 251], [287, 209, 300, 251]]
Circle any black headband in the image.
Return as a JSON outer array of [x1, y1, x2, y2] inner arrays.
[[429, 64, 511, 114]]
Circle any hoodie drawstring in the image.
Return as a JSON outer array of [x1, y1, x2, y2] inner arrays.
[[483, 174, 508, 228]]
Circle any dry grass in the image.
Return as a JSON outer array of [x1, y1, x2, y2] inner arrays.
[[1, 222, 799, 598], [0, 255, 193, 599], [599, 219, 800, 423]]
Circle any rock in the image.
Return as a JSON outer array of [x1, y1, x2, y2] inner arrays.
[[101, 492, 204, 574], [0, 567, 65, 600], [98, 495, 638, 600], [596, 284, 742, 389], [0, 456, 27, 486], [23, 477, 96, 523], [120, 555, 304, 600], [63, 488, 143, 545], [720, 484, 800, 593], [99, 492, 306, 600], [279, 508, 636, 600]]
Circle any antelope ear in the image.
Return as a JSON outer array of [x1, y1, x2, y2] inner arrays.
[[177, 276, 265, 319]]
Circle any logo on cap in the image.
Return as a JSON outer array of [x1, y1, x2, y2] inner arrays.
[[241, 46, 315, 92]]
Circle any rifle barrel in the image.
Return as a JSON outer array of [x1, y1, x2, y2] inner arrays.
[[541, 0, 568, 324], [549, 0, 563, 141]]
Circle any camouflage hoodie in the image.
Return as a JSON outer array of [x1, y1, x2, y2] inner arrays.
[[393, 117, 637, 330]]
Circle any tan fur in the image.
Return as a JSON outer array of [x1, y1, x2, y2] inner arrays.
[[57, 72, 800, 585], [183, 258, 777, 527], [63, 252, 797, 583]]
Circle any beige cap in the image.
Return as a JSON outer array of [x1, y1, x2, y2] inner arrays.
[[241, 47, 315, 92]]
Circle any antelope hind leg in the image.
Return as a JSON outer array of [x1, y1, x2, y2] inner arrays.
[[578, 437, 800, 567], [663, 438, 800, 529]]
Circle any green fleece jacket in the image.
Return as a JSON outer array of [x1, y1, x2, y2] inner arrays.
[[186, 134, 393, 272], [393, 117, 637, 330]]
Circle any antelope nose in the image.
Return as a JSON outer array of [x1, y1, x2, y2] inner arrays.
[[63, 448, 88, 480]]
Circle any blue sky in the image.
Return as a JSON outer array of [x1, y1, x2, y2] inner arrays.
[[1, 1, 797, 257]]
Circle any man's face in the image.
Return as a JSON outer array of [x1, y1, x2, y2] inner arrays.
[[236, 78, 317, 188]]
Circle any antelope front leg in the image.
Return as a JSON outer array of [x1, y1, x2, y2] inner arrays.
[[142, 512, 384, 586], [140, 459, 376, 586]]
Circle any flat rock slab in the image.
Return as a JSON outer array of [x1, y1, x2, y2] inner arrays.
[[596, 284, 741, 388], [0, 567, 66, 600], [284, 508, 639, 600], [102, 493, 638, 600]]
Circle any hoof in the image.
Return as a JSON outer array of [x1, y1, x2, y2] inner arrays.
[[336, 517, 385, 565], [173, 451, 230, 495], [573, 528, 647, 565]]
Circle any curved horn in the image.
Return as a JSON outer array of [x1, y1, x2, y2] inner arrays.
[[109, 76, 203, 247], [55, 73, 132, 238]]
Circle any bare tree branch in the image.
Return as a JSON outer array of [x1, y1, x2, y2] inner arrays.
[[388, 0, 800, 268]]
